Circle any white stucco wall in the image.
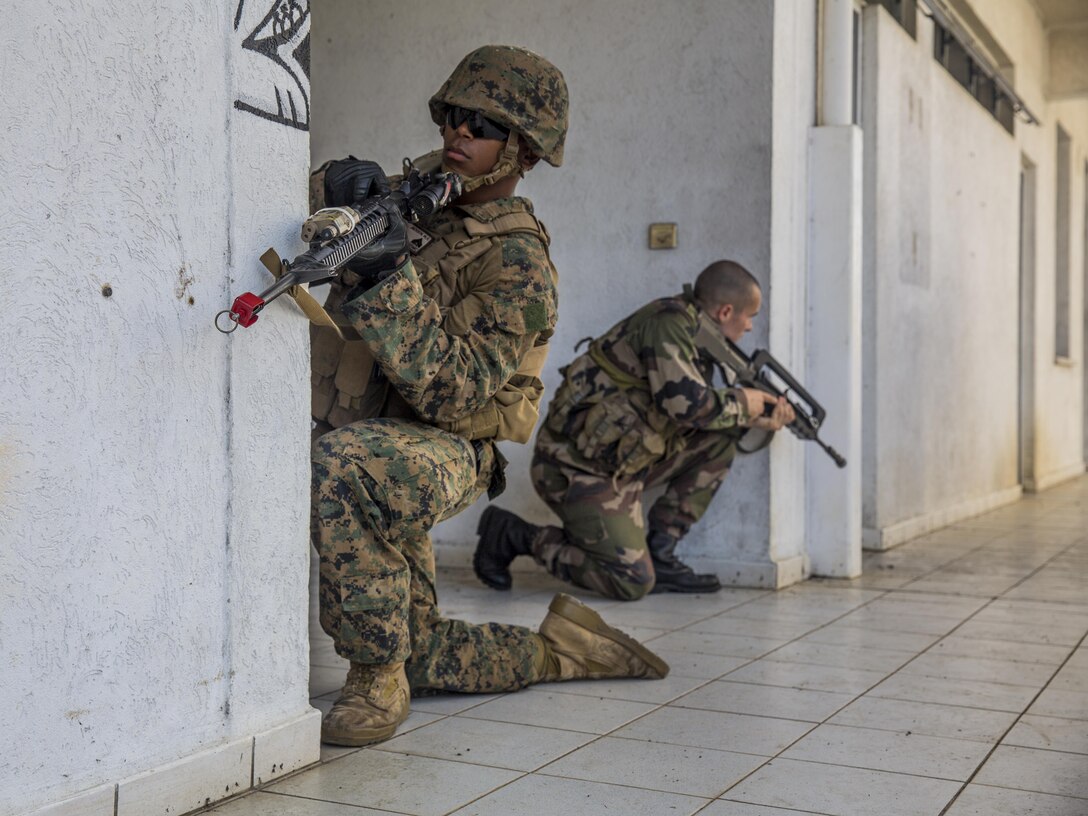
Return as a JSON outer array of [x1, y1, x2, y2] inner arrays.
[[310, 0, 794, 584], [975, 0, 1088, 491], [860, 1, 1088, 548], [0, 3, 317, 814], [862, 8, 1020, 545]]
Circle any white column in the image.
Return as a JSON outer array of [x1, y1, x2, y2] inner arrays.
[[806, 0, 863, 577], [821, 0, 855, 126]]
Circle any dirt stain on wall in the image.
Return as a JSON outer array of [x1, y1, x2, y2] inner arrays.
[[176, 265, 195, 305]]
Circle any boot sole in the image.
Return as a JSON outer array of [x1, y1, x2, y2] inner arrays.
[[548, 593, 670, 679], [474, 507, 512, 591], [321, 704, 410, 747]]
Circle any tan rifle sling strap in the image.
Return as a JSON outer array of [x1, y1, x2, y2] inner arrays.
[[259, 248, 361, 342]]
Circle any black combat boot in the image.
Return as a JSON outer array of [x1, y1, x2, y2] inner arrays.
[[647, 531, 722, 593], [474, 506, 541, 590]]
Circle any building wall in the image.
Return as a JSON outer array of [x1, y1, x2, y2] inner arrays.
[[310, 0, 793, 584], [976, 0, 1088, 491], [861, 1, 1088, 548], [0, 2, 318, 814]]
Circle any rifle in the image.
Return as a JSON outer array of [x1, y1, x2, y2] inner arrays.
[[215, 160, 462, 333], [694, 312, 847, 468]]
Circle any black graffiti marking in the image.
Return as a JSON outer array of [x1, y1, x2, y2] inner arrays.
[[233, 0, 311, 131]]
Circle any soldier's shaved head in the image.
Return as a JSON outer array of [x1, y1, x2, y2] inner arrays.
[[693, 260, 760, 311]]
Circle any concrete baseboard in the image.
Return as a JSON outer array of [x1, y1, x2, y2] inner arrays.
[[1024, 461, 1087, 493], [22, 709, 321, 816], [434, 541, 482, 570], [862, 485, 1023, 551], [253, 708, 323, 787], [437, 542, 805, 590], [688, 554, 806, 589], [116, 736, 253, 816], [20, 784, 116, 816]]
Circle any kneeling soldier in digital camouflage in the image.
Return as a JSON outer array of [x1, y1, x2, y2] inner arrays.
[[474, 260, 796, 600], [310, 45, 668, 747]]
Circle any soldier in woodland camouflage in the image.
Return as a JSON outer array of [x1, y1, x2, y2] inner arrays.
[[474, 260, 795, 599], [310, 45, 668, 749]]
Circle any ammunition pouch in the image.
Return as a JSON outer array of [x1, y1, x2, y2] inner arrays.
[[435, 344, 548, 443], [573, 395, 667, 478], [546, 352, 668, 479]]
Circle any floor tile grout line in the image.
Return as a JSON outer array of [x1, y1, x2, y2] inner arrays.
[[993, 739, 1088, 758], [938, 627, 1088, 814], [949, 779, 1088, 802], [693, 799, 834, 816], [712, 752, 985, 785], [892, 534, 1025, 594], [260, 788, 414, 814]]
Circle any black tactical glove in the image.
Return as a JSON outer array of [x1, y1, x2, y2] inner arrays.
[[343, 198, 409, 291], [323, 157, 390, 206]]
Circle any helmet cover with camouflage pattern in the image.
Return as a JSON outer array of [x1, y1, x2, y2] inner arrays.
[[429, 45, 569, 167]]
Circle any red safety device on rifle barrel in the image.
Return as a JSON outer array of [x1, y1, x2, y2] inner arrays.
[[214, 165, 462, 335], [229, 292, 265, 327]]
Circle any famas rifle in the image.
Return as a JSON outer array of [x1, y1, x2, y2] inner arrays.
[[694, 312, 847, 468], [215, 160, 462, 333]]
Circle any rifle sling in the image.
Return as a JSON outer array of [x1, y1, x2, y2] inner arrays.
[[587, 344, 646, 392], [260, 248, 361, 342]]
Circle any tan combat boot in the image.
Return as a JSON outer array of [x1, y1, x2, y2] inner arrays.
[[536, 593, 670, 681], [321, 661, 410, 746]]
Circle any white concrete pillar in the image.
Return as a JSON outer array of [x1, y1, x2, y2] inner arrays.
[[806, 0, 863, 577], [807, 127, 863, 576], [821, 0, 855, 126]]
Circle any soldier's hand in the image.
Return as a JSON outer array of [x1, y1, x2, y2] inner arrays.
[[739, 388, 775, 425], [343, 198, 409, 290], [749, 395, 795, 432], [323, 158, 391, 206]]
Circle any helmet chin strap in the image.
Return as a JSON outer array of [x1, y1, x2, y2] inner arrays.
[[444, 130, 524, 194]]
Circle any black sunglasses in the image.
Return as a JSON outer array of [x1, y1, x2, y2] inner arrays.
[[445, 105, 511, 141]]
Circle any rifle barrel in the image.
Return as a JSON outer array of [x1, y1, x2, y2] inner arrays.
[[818, 438, 847, 469]]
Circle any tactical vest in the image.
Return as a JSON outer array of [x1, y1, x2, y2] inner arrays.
[[309, 203, 554, 443], [543, 291, 741, 479]]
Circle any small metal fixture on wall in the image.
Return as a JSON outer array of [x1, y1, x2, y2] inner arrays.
[[648, 223, 678, 249]]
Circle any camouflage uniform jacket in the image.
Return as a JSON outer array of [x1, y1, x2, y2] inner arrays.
[[314, 196, 558, 445], [540, 291, 749, 479]]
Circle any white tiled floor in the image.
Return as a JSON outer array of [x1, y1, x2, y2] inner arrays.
[[204, 477, 1088, 816]]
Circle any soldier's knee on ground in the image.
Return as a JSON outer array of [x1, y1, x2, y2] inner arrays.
[[607, 575, 654, 602], [597, 545, 657, 602]]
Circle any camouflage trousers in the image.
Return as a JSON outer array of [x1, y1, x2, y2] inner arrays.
[[530, 427, 736, 600], [311, 418, 542, 694]]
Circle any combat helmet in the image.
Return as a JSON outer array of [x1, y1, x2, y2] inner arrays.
[[429, 45, 568, 191]]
